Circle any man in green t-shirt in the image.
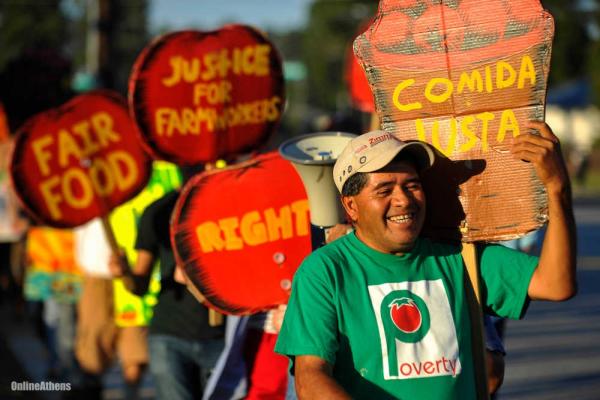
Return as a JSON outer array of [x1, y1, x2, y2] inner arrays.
[[275, 122, 576, 399]]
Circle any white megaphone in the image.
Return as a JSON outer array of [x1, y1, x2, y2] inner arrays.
[[279, 132, 357, 249]]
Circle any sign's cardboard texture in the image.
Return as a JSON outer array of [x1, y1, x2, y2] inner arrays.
[[129, 25, 285, 165], [354, 0, 554, 242], [171, 152, 311, 315], [10, 91, 152, 228]]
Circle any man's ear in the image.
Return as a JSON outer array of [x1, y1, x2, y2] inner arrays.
[[341, 195, 359, 223]]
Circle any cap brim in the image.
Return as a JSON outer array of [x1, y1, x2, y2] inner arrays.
[[359, 141, 435, 174]]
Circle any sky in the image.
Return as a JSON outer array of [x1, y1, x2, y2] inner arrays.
[[149, 0, 314, 33]]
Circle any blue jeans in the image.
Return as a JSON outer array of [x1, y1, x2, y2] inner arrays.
[[148, 334, 224, 400]]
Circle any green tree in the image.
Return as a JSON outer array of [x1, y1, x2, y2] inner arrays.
[[542, 1, 591, 86], [303, 0, 377, 111], [0, 0, 68, 71]]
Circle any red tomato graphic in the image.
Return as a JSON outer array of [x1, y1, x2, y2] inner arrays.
[[390, 298, 422, 333]]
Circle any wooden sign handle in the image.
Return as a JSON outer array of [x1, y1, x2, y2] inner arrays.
[[100, 215, 120, 254], [461, 242, 490, 400]]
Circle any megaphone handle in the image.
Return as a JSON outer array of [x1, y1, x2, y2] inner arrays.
[[311, 224, 328, 250]]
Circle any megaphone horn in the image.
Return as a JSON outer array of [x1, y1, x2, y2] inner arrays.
[[279, 132, 357, 249]]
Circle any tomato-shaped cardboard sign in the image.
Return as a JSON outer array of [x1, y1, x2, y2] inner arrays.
[[171, 152, 311, 315], [354, 0, 554, 242], [10, 90, 152, 228], [129, 25, 285, 165]]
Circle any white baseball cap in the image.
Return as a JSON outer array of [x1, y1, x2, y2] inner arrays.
[[333, 130, 435, 193]]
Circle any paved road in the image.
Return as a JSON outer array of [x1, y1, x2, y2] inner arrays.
[[497, 197, 600, 400]]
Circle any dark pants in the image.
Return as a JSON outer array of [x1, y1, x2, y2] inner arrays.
[[148, 334, 223, 400]]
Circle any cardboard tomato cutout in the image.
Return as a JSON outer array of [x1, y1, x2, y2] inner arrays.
[[10, 90, 152, 228], [171, 152, 311, 315], [129, 25, 285, 165], [354, 0, 554, 242]]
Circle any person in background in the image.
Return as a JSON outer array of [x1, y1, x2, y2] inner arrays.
[[110, 165, 225, 400]]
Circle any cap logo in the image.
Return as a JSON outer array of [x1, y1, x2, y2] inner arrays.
[[369, 133, 392, 146], [355, 144, 368, 153]]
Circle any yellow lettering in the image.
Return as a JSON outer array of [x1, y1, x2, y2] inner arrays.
[[162, 57, 183, 87], [424, 78, 453, 104], [58, 129, 83, 167], [415, 119, 427, 142], [496, 61, 516, 89], [91, 112, 120, 146], [457, 70, 483, 94], [39, 176, 62, 219], [264, 206, 293, 241], [518, 55, 536, 89], [201, 53, 217, 81], [254, 45, 270, 76], [31, 135, 54, 177], [393, 79, 422, 112], [107, 151, 139, 191], [475, 112, 495, 152], [182, 58, 200, 82], [72, 120, 100, 155], [459, 116, 477, 152], [240, 211, 268, 246], [242, 46, 255, 75], [497, 109, 520, 142], [291, 200, 310, 237], [219, 217, 243, 250], [432, 119, 457, 157], [62, 168, 93, 209], [196, 222, 224, 253], [485, 65, 493, 93], [155, 108, 173, 136], [88, 158, 115, 196]]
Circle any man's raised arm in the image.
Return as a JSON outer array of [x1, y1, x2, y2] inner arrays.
[[511, 121, 577, 301]]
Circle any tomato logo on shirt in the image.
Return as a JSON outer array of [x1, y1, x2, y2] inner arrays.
[[390, 297, 422, 333], [381, 290, 430, 344]]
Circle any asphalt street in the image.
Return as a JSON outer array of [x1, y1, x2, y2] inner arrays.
[[498, 197, 600, 400]]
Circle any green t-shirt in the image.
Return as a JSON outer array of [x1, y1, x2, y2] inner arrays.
[[275, 233, 537, 400]]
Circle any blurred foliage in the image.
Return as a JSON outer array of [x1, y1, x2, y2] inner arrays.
[[0, 0, 148, 96], [542, 1, 592, 87], [303, 0, 377, 111], [0, 0, 68, 70]]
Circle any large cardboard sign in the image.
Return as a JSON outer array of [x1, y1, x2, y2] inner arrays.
[[10, 90, 152, 228], [171, 152, 311, 315], [129, 25, 285, 165], [354, 0, 553, 242]]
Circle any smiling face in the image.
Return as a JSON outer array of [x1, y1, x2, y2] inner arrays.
[[341, 160, 426, 255]]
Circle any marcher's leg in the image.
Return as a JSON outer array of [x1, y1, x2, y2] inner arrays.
[[148, 334, 200, 400], [195, 337, 225, 393], [118, 326, 148, 400]]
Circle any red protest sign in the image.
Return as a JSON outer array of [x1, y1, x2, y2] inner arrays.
[[354, 0, 554, 242], [10, 90, 152, 228], [171, 152, 311, 315], [129, 25, 285, 165]]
